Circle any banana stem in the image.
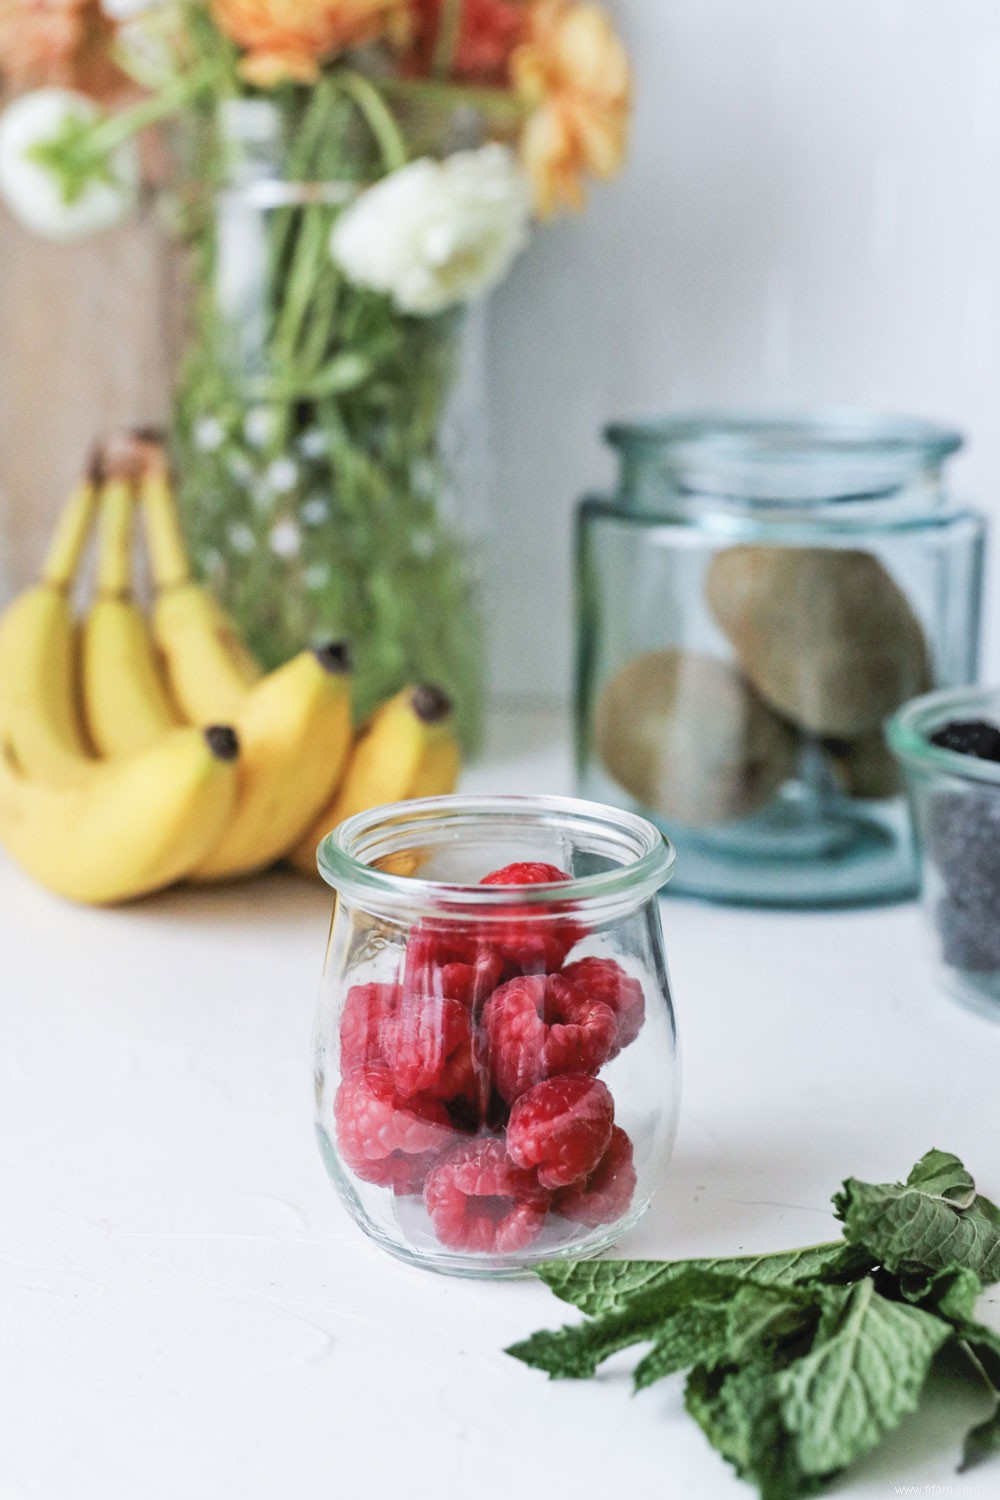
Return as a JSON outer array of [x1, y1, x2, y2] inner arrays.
[[142, 473, 192, 591], [40, 481, 97, 590], [96, 481, 136, 598]]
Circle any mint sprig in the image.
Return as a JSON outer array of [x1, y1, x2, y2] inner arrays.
[[507, 1150, 1000, 1498]]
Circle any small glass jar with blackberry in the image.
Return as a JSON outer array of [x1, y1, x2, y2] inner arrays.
[[312, 794, 680, 1277], [576, 410, 985, 907], [889, 688, 1000, 1018]]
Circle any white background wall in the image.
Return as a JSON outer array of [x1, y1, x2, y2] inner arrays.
[[485, 0, 1000, 703]]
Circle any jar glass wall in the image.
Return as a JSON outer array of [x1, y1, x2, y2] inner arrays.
[[890, 687, 1000, 1020], [576, 411, 985, 908], [313, 795, 680, 1277]]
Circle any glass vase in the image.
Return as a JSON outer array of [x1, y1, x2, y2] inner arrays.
[[171, 99, 484, 748]]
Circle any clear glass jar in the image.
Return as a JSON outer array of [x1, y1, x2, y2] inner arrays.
[[889, 686, 1000, 1020], [576, 410, 985, 908], [312, 794, 680, 1277], [173, 99, 485, 748]]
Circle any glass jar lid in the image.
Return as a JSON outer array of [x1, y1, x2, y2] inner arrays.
[[606, 408, 964, 521]]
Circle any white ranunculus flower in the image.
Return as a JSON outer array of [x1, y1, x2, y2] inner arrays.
[[330, 144, 531, 317], [0, 90, 138, 242]]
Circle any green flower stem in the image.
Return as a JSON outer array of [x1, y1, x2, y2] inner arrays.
[[87, 61, 218, 156], [431, 0, 465, 79], [299, 264, 343, 375], [273, 205, 335, 366], [334, 70, 409, 173], [377, 75, 528, 128]]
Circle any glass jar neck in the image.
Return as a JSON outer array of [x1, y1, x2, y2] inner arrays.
[[217, 98, 284, 187], [607, 410, 964, 525], [318, 795, 675, 924]]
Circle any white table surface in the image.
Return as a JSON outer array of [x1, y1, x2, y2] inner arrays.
[[2, 705, 999, 1500]]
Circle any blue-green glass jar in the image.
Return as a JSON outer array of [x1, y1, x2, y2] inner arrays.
[[575, 411, 986, 908]]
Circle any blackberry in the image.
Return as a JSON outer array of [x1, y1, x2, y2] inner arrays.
[[929, 719, 1000, 761]]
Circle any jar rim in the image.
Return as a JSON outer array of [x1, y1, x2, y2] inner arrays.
[[606, 408, 964, 466], [317, 794, 676, 910], [888, 685, 1000, 788], [605, 407, 964, 511]]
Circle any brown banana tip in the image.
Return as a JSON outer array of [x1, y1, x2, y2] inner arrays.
[[411, 684, 453, 725], [204, 725, 240, 763], [130, 426, 171, 480], [86, 442, 106, 486], [313, 641, 353, 675], [98, 429, 148, 485]]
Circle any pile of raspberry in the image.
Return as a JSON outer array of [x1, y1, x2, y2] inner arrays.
[[333, 862, 644, 1255]]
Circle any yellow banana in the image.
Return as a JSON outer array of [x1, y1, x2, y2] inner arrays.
[[140, 444, 261, 723], [288, 684, 462, 877], [0, 724, 241, 905], [81, 476, 179, 757], [0, 475, 97, 779], [191, 643, 353, 883]]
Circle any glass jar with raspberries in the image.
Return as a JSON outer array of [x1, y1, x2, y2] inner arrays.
[[313, 795, 679, 1276]]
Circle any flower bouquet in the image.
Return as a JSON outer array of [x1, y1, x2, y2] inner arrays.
[[0, 0, 631, 745]]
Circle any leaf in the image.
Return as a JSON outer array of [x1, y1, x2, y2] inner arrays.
[[777, 1281, 951, 1475], [537, 1242, 868, 1318], [727, 1284, 821, 1367], [506, 1308, 656, 1381], [897, 1265, 984, 1323], [906, 1149, 978, 1209], [834, 1154, 1000, 1283], [954, 1320, 1000, 1390], [960, 1400, 1000, 1472], [508, 1268, 743, 1380], [632, 1302, 731, 1391], [686, 1364, 824, 1500]]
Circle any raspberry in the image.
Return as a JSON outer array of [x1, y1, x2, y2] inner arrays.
[[350, 1149, 441, 1197], [334, 1066, 456, 1188], [480, 974, 617, 1102], [339, 982, 399, 1072], [383, 991, 479, 1103], [402, 925, 506, 1012], [481, 862, 573, 887], [554, 1126, 637, 1227], [556, 957, 646, 1054], [480, 862, 584, 975], [506, 1074, 614, 1189], [423, 1138, 551, 1253]]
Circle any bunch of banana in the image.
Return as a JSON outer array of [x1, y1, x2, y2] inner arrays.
[[0, 430, 464, 905], [0, 458, 242, 904]]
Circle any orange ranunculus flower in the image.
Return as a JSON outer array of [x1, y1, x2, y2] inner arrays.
[[406, 0, 528, 86], [0, 0, 124, 99], [211, 0, 411, 87], [512, 0, 630, 216]]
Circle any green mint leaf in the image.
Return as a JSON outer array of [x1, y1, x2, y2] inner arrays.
[[508, 1268, 743, 1379], [686, 1364, 823, 1500], [537, 1243, 867, 1318], [777, 1280, 951, 1475], [960, 1400, 1000, 1472], [906, 1149, 978, 1208], [955, 1321, 1000, 1390], [505, 1308, 650, 1380], [834, 1154, 1000, 1282], [632, 1302, 732, 1390], [727, 1284, 822, 1367], [896, 1265, 984, 1323]]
